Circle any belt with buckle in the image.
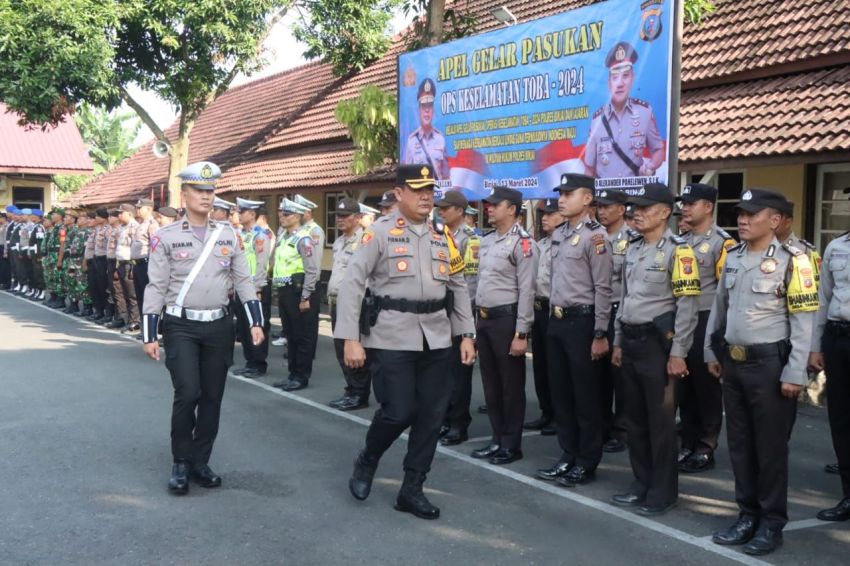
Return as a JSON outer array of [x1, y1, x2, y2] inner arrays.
[[131, 258, 148, 265], [165, 305, 228, 322], [380, 296, 447, 314], [726, 342, 784, 362], [826, 321, 850, 337], [621, 321, 656, 339], [552, 304, 594, 319], [534, 297, 549, 312], [477, 303, 518, 319]]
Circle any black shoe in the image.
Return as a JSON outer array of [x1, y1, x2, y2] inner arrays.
[[438, 425, 451, 438], [471, 443, 500, 459], [680, 452, 715, 473], [536, 461, 572, 481], [77, 306, 93, 317], [556, 465, 595, 487], [817, 497, 850, 521], [825, 462, 840, 474], [50, 297, 67, 309], [439, 428, 468, 446], [168, 462, 190, 495], [490, 448, 522, 465], [336, 396, 369, 411], [637, 500, 676, 516], [190, 463, 222, 488], [123, 323, 141, 333], [328, 395, 348, 408], [63, 303, 79, 314], [677, 447, 693, 464], [230, 367, 250, 376], [107, 319, 126, 329], [712, 516, 758, 545], [349, 451, 379, 501], [603, 438, 627, 453], [280, 379, 307, 392], [611, 493, 645, 507], [240, 368, 266, 379], [523, 415, 551, 431], [477, 405, 488, 414], [394, 471, 439, 520], [540, 423, 557, 436], [743, 526, 783, 556]]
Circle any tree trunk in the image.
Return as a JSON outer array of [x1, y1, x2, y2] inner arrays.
[[427, 0, 445, 46], [166, 111, 195, 206]]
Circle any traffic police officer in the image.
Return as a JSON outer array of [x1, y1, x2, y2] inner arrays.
[[706, 188, 817, 554], [584, 42, 664, 180], [272, 198, 321, 391], [435, 189, 480, 446], [231, 197, 272, 379], [811, 219, 850, 522], [326, 197, 370, 411], [676, 183, 737, 473], [611, 182, 700, 516], [131, 198, 160, 315], [211, 197, 235, 222], [594, 188, 632, 453], [524, 198, 563, 436], [471, 186, 537, 466], [293, 194, 326, 266], [403, 79, 450, 180], [337, 164, 475, 519], [537, 174, 613, 488], [142, 161, 265, 495]]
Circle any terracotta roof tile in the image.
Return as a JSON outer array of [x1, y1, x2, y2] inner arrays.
[[0, 103, 93, 174]]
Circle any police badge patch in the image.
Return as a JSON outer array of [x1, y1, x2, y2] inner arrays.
[[641, 1, 664, 42]]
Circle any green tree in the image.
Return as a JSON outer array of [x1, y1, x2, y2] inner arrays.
[[0, 0, 397, 205]]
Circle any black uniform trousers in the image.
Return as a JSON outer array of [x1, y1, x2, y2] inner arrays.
[[86, 259, 103, 314], [722, 350, 796, 529], [106, 258, 118, 310], [601, 304, 627, 442], [443, 334, 474, 431], [365, 345, 452, 472], [678, 310, 723, 455], [621, 329, 678, 507], [132, 260, 149, 315], [162, 314, 234, 464], [531, 299, 553, 420], [0, 245, 9, 286], [547, 313, 604, 470], [31, 254, 44, 290], [823, 331, 850, 498], [237, 286, 271, 372], [94, 256, 111, 313], [17, 254, 31, 287], [330, 300, 371, 399], [277, 282, 319, 383], [478, 315, 526, 451]]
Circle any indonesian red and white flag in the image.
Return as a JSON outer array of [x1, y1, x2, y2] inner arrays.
[[532, 139, 587, 195]]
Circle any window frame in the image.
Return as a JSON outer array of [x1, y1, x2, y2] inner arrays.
[[683, 170, 746, 238], [814, 162, 850, 250]]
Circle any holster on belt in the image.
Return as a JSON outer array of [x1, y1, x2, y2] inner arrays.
[[359, 289, 379, 336], [652, 310, 676, 354], [445, 290, 454, 318]]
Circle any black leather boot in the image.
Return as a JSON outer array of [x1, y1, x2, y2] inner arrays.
[[76, 305, 93, 317], [50, 295, 67, 309], [395, 471, 439, 519], [349, 450, 379, 501], [168, 461, 190, 495], [189, 463, 222, 488], [63, 301, 79, 314]]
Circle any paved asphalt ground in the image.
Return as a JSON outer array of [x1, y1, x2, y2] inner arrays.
[[0, 292, 848, 565]]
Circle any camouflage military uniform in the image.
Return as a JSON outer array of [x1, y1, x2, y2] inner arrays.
[[72, 227, 93, 306], [44, 224, 64, 295], [60, 225, 81, 299]]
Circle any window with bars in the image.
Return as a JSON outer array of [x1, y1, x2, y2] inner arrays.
[[325, 192, 345, 246], [686, 171, 745, 240]]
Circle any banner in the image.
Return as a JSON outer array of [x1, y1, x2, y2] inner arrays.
[[398, 0, 676, 200]]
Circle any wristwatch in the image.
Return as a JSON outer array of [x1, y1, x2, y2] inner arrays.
[[515, 331, 529, 339], [594, 329, 608, 340], [461, 333, 476, 340]]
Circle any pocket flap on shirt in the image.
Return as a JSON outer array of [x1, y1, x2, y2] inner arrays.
[[752, 278, 780, 294]]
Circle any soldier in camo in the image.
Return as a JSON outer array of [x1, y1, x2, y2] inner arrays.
[[61, 211, 85, 314]]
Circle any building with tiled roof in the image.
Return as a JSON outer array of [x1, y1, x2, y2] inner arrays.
[[0, 102, 93, 211], [73, 0, 850, 267]]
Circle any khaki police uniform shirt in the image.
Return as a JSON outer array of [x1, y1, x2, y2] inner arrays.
[[813, 233, 850, 351], [94, 224, 109, 256], [683, 225, 737, 311], [535, 235, 553, 300], [334, 210, 474, 351], [453, 224, 479, 302], [551, 216, 613, 332], [106, 225, 119, 259], [84, 226, 96, 260], [115, 220, 138, 261], [475, 223, 538, 333], [705, 239, 818, 385], [303, 219, 325, 271], [584, 98, 663, 178], [327, 228, 362, 298], [143, 217, 256, 314], [131, 217, 160, 260], [615, 229, 700, 358], [605, 224, 631, 304], [403, 127, 450, 180]]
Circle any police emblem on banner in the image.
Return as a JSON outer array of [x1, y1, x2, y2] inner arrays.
[[640, 1, 664, 42]]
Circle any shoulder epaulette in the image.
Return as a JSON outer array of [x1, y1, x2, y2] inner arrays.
[[462, 224, 476, 236], [518, 227, 531, 239], [375, 215, 392, 224], [799, 238, 816, 250], [631, 97, 649, 108], [586, 219, 602, 230], [670, 234, 687, 245], [716, 227, 733, 240], [679, 230, 691, 237], [432, 217, 445, 233], [782, 242, 804, 256], [727, 242, 745, 253], [593, 106, 604, 119]]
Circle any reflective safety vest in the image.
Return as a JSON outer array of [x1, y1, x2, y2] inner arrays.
[[464, 233, 480, 277], [273, 226, 310, 284], [242, 229, 257, 276]]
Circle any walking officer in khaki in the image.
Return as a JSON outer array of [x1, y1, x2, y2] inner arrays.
[[611, 182, 700, 517], [676, 183, 738, 473], [336, 164, 475, 520], [470, 186, 537, 466], [142, 161, 265, 496], [706, 188, 818, 555], [536, 174, 613, 488]]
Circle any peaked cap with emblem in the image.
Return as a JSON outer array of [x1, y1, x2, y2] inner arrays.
[[594, 188, 629, 205], [606, 41, 638, 71], [418, 78, 436, 105], [483, 186, 522, 209], [378, 190, 398, 207], [213, 197, 235, 211], [177, 161, 221, 190], [293, 194, 317, 210], [540, 198, 560, 213], [626, 182, 674, 206], [735, 188, 788, 214], [236, 197, 264, 212], [397, 164, 438, 190], [555, 173, 595, 193], [359, 203, 380, 215], [335, 197, 360, 216], [677, 183, 718, 204], [279, 198, 309, 214], [135, 198, 155, 208], [157, 206, 179, 218]]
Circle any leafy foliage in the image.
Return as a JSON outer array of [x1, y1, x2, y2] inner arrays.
[[335, 86, 398, 175], [401, 0, 478, 50], [685, 0, 716, 24]]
